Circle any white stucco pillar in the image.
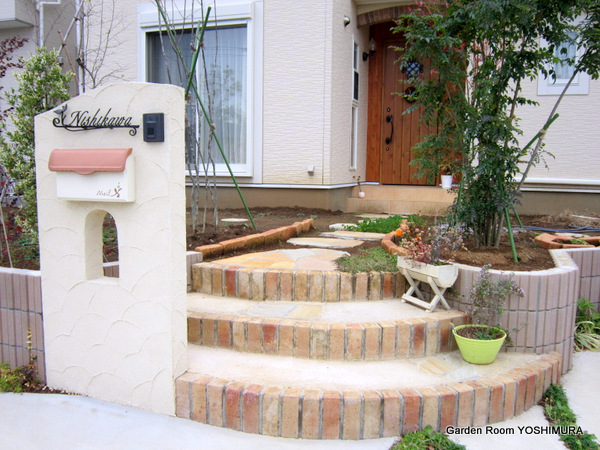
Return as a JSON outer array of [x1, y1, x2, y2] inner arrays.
[[34, 82, 187, 415]]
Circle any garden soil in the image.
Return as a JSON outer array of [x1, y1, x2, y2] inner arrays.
[[2, 206, 599, 272], [186, 207, 600, 271]]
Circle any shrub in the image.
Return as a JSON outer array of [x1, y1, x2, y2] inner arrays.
[[0, 48, 72, 244]]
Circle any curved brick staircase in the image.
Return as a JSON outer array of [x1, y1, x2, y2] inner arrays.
[[177, 223, 562, 440], [178, 285, 561, 440]]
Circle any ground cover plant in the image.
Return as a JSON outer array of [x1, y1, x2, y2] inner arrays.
[[390, 426, 465, 450], [542, 384, 599, 449], [346, 214, 425, 234], [336, 247, 398, 273]]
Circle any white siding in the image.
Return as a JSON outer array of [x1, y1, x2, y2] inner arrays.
[[519, 77, 600, 185], [262, 0, 329, 184]]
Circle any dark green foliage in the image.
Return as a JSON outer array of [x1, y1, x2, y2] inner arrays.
[[390, 426, 465, 450], [336, 247, 398, 274]]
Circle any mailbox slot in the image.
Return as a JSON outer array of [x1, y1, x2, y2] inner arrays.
[[49, 148, 135, 202]]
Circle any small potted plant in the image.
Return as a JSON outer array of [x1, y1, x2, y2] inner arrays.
[[439, 160, 454, 189], [453, 265, 524, 364]]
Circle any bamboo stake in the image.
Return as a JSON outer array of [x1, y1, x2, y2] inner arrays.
[[155, 1, 257, 230]]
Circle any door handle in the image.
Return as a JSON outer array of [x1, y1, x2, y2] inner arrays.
[[385, 114, 394, 145]]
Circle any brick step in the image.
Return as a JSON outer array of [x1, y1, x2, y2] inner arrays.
[[187, 293, 467, 361], [176, 345, 561, 439], [191, 263, 405, 302]]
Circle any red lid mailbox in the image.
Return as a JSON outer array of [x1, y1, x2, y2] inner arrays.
[[48, 148, 135, 202]]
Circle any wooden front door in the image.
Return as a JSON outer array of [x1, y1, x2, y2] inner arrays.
[[366, 23, 433, 185]]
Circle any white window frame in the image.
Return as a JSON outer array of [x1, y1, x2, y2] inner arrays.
[[538, 31, 589, 96], [138, 1, 263, 180]]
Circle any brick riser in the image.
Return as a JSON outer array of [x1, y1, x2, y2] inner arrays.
[[176, 352, 561, 440], [188, 311, 467, 361], [192, 264, 405, 302]]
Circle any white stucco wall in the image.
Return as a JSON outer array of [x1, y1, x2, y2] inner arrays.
[[518, 77, 600, 186], [35, 82, 187, 415]]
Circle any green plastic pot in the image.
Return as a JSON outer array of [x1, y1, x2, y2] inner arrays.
[[452, 324, 506, 365]]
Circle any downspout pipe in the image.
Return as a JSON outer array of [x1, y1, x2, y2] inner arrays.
[[36, 0, 63, 48]]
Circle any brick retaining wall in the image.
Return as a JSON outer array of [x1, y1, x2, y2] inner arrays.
[[176, 352, 562, 439]]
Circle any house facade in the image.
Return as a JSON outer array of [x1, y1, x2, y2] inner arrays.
[[4, 0, 600, 214], [0, 0, 79, 102]]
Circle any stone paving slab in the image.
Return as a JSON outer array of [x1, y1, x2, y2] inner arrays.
[[211, 248, 349, 271], [187, 294, 435, 322], [187, 345, 540, 390], [320, 230, 386, 240], [287, 237, 364, 249], [328, 223, 357, 231], [221, 218, 249, 225]]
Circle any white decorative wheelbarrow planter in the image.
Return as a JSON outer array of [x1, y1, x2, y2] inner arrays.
[[397, 257, 459, 312]]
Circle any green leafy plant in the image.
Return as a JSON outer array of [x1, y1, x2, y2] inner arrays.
[[463, 264, 524, 340], [574, 298, 600, 351], [346, 215, 407, 233], [570, 238, 589, 245], [0, 48, 72, 245], [542, 384, 599, 449], [390, 426, 465, 450], [0, 362, 39, 393], [336, 247, 398, 274]]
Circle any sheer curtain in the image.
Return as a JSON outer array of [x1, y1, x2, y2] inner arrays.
[[148, 26, 248, 168], [198, 27, 247, 167]]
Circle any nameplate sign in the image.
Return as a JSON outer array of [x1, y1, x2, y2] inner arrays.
[[52, 105, 140, 136]]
